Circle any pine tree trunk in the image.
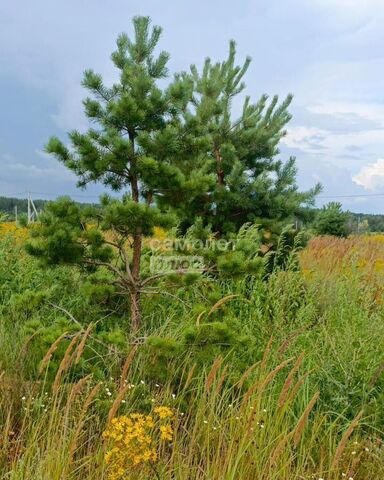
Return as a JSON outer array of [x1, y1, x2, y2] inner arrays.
[[130, 157, 143, 331], [131, 179, 139, 203], [129, 132, 140, 203], [215, 148, 225, 187], [132, 233, 142, 280], [130, 233, 142, 331], [128, 232, 142, 332], [214, 148, 224, 238], [130, 288, 141, 332], [128, 130, 143, 332]]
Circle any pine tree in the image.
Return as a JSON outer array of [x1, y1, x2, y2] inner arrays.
[[29, 16, 209, 331], [314, 202, 349, 237], [177, 41, 320, 235]]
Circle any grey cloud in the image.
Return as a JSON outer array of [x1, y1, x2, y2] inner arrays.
[[0, 0, 383, 212]]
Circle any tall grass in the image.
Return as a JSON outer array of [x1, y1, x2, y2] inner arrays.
[[1, 341, 381, 479], [0, 230, 384, 478]]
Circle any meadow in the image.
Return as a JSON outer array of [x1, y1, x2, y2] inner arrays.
[[0, 224, 384, 479]]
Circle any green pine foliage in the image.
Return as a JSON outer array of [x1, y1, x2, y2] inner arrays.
[[2, 14, 384, 480], [25, 15, 320, 333], [174, 41, 321, 235], [25, 195, 175, 326], [313, 202, 350, 237], [34, 17, 211, 330]]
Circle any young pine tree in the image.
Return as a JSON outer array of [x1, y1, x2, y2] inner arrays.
[[178, 41, 320, 235], [314, 202, 350, 237], [29, 17, 210, 331]]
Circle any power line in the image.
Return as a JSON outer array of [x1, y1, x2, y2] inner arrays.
[[28, 191, 384, 200], [29, 191, 101, 199], [318, 193, 384, 199], [2, 190, 384, 201], [1, 191, 28, 197], [1, 190, 101, 200]]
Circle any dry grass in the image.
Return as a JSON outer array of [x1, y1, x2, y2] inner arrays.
[[301, 234, 384, 278], [1, 339, 380, 479], [1, 233, 384, 478]]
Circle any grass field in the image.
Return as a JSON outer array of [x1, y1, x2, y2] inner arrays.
[[0, 226, 383, 479]]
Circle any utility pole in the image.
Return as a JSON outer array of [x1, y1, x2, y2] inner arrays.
[[27, 192, 31, 224], [14, 205, 18, 223], [27, 192, 39, 224]]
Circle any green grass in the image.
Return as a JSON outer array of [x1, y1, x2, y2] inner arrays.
[[0, 233, 384, 479]]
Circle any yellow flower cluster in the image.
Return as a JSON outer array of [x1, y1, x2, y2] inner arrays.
[[301, 268, 312, 279], [153, 406, 174, 420], [0, 223, 28, 242], [374, 259, 384, 272], [370, 234, 384, 243], [159, 424, 173, 441], [152, 227, 167, 240], [103, 407, 174, 480]]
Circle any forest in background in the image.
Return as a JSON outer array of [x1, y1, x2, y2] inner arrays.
[[1, 195, 384, 232]]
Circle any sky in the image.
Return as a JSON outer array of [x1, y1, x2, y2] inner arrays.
[[0, 0, 384, 213]]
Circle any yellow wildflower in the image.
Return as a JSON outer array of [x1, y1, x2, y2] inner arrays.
[[159, 424, 173, 441], [103, 408, 175, 479], [154, 406, 174, 419]]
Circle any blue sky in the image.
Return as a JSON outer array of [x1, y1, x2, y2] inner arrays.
[[1, 0, 384, 212]]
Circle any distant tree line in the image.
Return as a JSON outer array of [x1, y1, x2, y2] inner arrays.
[[1, 195, 384, 234], [348, 212, 384, 233], [0, 197, 47, 219], [0, 197, 97, 221], [312, 204, 384, 235]]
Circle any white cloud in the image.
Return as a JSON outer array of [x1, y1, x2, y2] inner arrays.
[[310, 0, 384, 17], [3, 161, 73, 180], [322, 129, 384, 157], [282, 126, 328, 153], [293, 156, 383, 212], [50, 82, 88, 132], [283, 100, 384, 169], [353, 159, 384, 191], [1, 0, 384, 212], [307, 101, 384, 126], [1, 152, 74, 181], [314, 0, 383, 7]]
